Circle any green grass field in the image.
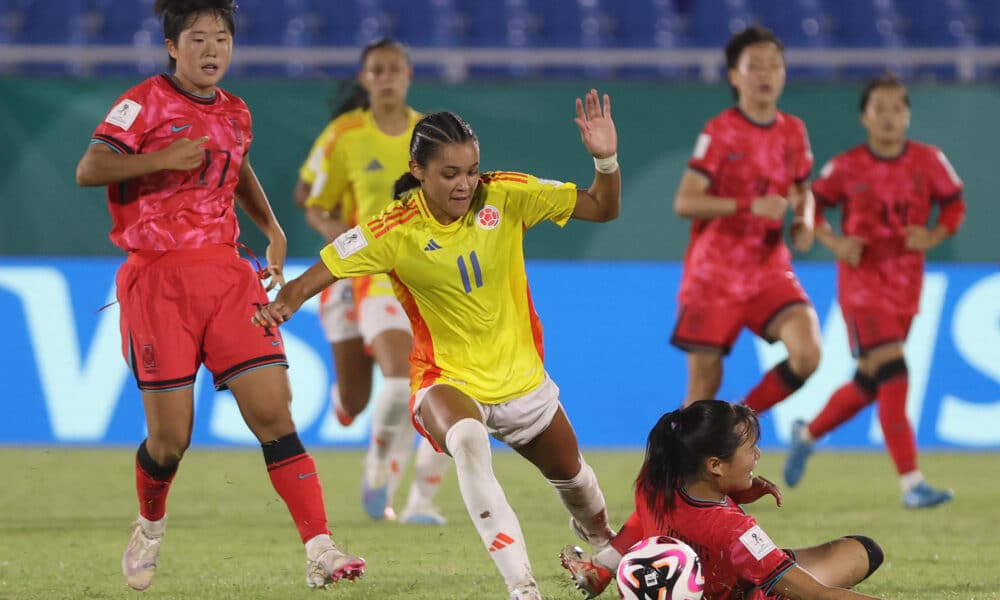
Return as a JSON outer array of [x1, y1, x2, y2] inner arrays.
[[1, 448, 997, 599]]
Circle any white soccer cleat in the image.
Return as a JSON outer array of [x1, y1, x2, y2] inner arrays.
[[399, 501, 447, 525], [559, 544, 613, 599], [305, 538, 366, 589], [121, 515, 166, 591]]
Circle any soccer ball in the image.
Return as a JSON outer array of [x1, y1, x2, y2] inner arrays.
[[616, 536, 704, 600]]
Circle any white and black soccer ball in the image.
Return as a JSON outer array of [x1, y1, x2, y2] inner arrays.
[[616, 536, 705, 600]]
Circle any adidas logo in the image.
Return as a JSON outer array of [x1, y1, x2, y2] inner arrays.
[[424, 239, 442, 251], [488, 532, 516, 552], [364, 158, 383, 171]]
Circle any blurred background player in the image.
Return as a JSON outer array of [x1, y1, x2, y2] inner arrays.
[[561, 401, 885, 599], [74, 0, 364, 590], [296, 39, 451, 524], [783, 74, 964, 509], [671, 26, 822, 411], [253, 91, 621, 600]]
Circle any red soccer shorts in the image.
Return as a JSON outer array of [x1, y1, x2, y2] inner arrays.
[[841, 304, 914, 358], [671, 270, 811, 355], [116, 245, 288, 392]]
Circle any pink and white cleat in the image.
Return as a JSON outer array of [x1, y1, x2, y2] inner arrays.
[[122, 515, 166, 591], [559, 544, 613, 599], [305, 535, 366, 589]]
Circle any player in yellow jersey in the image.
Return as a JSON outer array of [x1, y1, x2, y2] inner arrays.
[[292, 39, 450, 525], [256, 89, 621, 600]]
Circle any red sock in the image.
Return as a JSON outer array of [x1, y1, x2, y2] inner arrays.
[[876, 360, 917, 474], [264, 433, 330, 543], [808, 371, 877, 439], [135, 440, 177, 521], [743, 360, 805, 413]]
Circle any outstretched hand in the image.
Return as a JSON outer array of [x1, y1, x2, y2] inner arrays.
[[574, 89, 617, 159], [730, 475, 783, 507]]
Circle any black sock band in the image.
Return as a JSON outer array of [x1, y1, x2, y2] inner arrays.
[[262, 432, 306, 466], [875, 358, 908, 385], [853, 370, 878, 395], [846, 535, 884, 581], [137, 440, 178, 480], [776, 359, 807, 392]]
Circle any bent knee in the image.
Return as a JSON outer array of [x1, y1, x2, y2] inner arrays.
[[789, 345, 821, 378], [146, 432, 191, 463], [444, 418, 491, 462], [845, 535, 884, 581]]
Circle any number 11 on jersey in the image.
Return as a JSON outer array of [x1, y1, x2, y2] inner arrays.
[[457, 251, 483, 293]]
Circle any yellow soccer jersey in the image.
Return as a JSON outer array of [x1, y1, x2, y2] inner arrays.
[[298, 120, 357, 221], [305, 107, 419, 220], [319, 172, 578, 404]]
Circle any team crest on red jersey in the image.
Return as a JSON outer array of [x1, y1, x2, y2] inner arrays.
[[476, 205, 501, 230], [141, 344, 157, 371]]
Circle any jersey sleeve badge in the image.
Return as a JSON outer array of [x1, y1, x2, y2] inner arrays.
[[739, 525, 778, 560], [105, 99, 142, 131], [333, 226, 369, 258]]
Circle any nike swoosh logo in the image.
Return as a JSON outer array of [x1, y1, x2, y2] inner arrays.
[[171, 124, 192, 133], [297, 471, 318, 480]]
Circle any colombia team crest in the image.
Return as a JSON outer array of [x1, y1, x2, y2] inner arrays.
[[476, 205, 501, 230]]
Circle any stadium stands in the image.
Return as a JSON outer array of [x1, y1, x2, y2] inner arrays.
[[2, 0, 999, 79]]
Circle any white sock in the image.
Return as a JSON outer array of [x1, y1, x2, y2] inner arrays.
[[900, 470, 924, 493], [404, 436, 451, 509], [547, 459, 613, 549], [385, 429, 415, 505], [593, 546, 623, 572], [366, 377, 412, 476], [446, 418, 534, 592], [799, 426, 815, 444]]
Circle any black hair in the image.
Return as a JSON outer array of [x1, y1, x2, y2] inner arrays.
[[329, 38, 410, 121], [392, 111, 478, 200], [636, 400, 760, 524], [859, 73, 909, 113], [724, 25, 784, 100], [153, 0, 235, 71]]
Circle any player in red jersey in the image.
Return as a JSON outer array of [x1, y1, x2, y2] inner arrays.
[[561, 401, 884, 599], [74, 0, 363, 590], [783, 75, 964, 509], [672, 26, 821, 412]]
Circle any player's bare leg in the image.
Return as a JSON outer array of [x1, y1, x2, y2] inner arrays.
[[230, 367, 365, 587], [744, 304, 820, 413], [330, 337, 373, 426], [683, 351, 723, 407], [419, 386, 538, 598], [792, 536, 884, 588], [122, 388, 193, 590]]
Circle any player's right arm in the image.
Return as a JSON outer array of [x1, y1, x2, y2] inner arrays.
[[76, 135, 209, 187], [812, 158, 865, 267], [303, 126, 353, 241], [254, 259, 339, 327], [674, 170, 787, 220], [770, 566, 882, 600]]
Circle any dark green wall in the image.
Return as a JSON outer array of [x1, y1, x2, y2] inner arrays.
[[1, 78, 995, 260]]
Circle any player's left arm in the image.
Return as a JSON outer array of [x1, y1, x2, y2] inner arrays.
[[572, 89, 621, 223], [235, 156, 287, 291], [729, 475, 783, 507], [789, 181, 815, 252], [905, 149, 966, 252]]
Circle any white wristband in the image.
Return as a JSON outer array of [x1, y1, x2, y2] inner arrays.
[[593, 153, 619, 174]]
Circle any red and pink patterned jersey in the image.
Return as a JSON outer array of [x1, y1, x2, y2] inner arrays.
[[91, 74, 253, 252], [681, 107, 813, 303], [629, 488, 796, 599], [813, 141, 964, 315]]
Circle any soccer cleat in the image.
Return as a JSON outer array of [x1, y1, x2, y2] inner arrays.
[[559, 544, 613, 599], [399, 501, 447, 525], [361, 461, 389, 520], [305, 540, 366, 589], [783, 419, 814, 488], [122, 516, 166, 591], [903, 481, 954, 509], [509, 580, 542, 600]]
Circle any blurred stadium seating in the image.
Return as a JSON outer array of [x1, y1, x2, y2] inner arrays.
[[1, 0, 999, 80]]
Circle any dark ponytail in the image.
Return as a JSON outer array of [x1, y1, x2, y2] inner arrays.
[[329, 38, 410, 121], [153, 0, 235, 70], [636, 400, 760, 524], [392, 111, 478, 200]]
